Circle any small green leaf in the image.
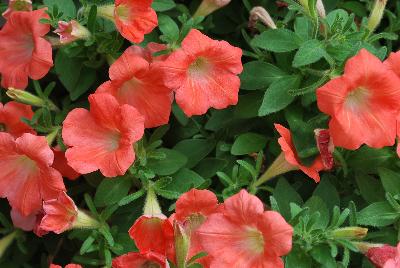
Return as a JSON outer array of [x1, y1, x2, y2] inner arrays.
[[158, 14, 179, 42], [164, 168, 205, 194], [147, 149, 188, 175], [240, 61, 287, 90], [251, 29, 301, 52], [231, 133, 267, 155], [44, 0, 76, 18], [357, 202, 400, 227], [378, 168, 400, 196], [174, 139, 216, 168], [94, 178, 132, 207], [293, 39, 326, 67], [152, 0, 176, 11], [273, 178, 303, 219]]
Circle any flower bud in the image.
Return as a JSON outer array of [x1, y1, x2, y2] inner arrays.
[[329, 227, 368, 240], [144, 185, 162, 217], [0, 231, 18, 259], [174, 221, 190, 268], [2, 0, 32, 19], [54, 20, 91, 44], [249, 7, 277, 29], [194, 0, 231, 18], [368, 0, 388, 33], [72, 210, 101, 230], [6, 88, 59, 111], [316, 0, 326, 18]]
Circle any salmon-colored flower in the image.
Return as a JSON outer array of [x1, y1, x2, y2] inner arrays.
[[96, 45, 172, 128], [54, 20, 91, 44], [2, 0, 32, 19], [174, 189, 219, 266], [397, 117, 400, 158], [317, 49, 400, 150], [52, 147, 80, 180], [275, 124, 324, 182], [50, 264, 82, 268], [12, 209, 49, 237], [128, 215, 174, 255], [0, 9, 53, 89], [62, 93, 145, 177], [112, 252, 169, 268], [0, 133, 65, 216], [365, 243, 400, 268], [197, 190, 293, 267], [0, 101, 35, 137], [97, 0, 158, 43], [161, 29, 243, 117], [129, 43, 169, 62], [39, 191, 78, 234]]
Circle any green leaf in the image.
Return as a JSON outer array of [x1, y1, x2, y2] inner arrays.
[[158, 14, 179, 43], [355, 173, 385, 203], [293, 39, 326, 67], [164, 168, 205, 194], [240, 61, 287, 90], [313, 175, 340, 211], [44, 0, 76, 18], [194, 158, 227, 179], [348, 146, 394, 174], [251, 29, 301, 52], [231, 133, 267, 155], [94, 178, 132, 207], [152, 0, 176, 11], [357, 202, 400, 227], [118, 189, 146, 206], [310, 245, 336, 268], [174, 139, 216, 168], [147, 149, 188, 175], [304, 196, 330, 228], [273, 178, 303, 219], [378, 168, 400, 196], [258, 75, 300, 116], [285, 245, 313, 268]]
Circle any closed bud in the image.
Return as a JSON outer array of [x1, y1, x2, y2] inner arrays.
[[368, 0, 388, 33], [174, 221, 190, 268], [6, 88, 59, 111], [54, 20, 91, 44], [249, 7, 277, 29], [194, 0, 231, 18], [330, 227, 368, 240]]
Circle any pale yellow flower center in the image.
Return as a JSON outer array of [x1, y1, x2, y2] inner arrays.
[[244, 227, 265, 254], [344, 87, 371, 111]]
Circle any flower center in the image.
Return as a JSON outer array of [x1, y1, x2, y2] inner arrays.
[[115, 4, 130, 23], [344, 87, 371, 111], [0, 123, 6, 132], [244, 227, 264, 254], [12, 0, 31, 11], [18, 155, 37, 173], [188, 57, 210, 76], [105, 131, 121, 151]]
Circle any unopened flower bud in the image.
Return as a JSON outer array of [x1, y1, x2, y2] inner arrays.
[[249, 7, 277, 29], [330, 227, 368, 240], [194, 0, 231, 18], [0, 231, 18, 259], [144, 185, 162, 217], [368, 0, 388, 33], [174, 221, 190, 268], [54, 20, 91, 44], [316, 0, 326, 18], [2, 0, 32, 19], [314, 129, 334, 170], [6, 88, 59, 111]]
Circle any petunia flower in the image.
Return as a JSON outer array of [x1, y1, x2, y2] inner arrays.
[[96, 45, 172, 128], [173, 189, 219, 266], [112, 251, 169, 268], [128, 187, 174, 256], [0, 133, 65, 216], [161, 29, 243, 117], [97, 0, 158, 44], [317, 49, 400, 150], [355, 242, 400, 268], [129, 43, 169, 62], [2, 0, 32, 19], [0, 9, 53, 89], [397, 117, 400, 158], [39, 191, 99, 234], [197, 190, 293, 267], [0, 101, 35, 137], [50, 264, 82, 268], [52, 146, 80, 180], [54, 20, 91, 44], [62, 93, 145, 178]]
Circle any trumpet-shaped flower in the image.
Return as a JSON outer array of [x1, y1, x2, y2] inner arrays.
[[62, 93, 145, 177], [112, 252, 169, 268]]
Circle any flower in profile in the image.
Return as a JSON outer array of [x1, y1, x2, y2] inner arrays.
[[0, 133, 65, 216], [52, 147, 80, 180], [62, 93, 145, 177], [197, 190, 293, 267], [128, 187, 174, 255], [355, 242, 400, 268], [194, 0, 231, 17], [112, 251, 169, 268], [0, 101, 35, 137], [2, 0, 32, 19], [0, 9, 53, 89], [161, 29, 243, 117], [97, 0, 158, 43], [96, 45, 172, 128], [174, 189, 219, 266], [314, 129, 334, 170], [317, 49, 400, 150], [54, 20, 91, 44]]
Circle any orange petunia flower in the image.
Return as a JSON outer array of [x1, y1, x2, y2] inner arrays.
[[62, 93, 145, 178], [0, 9, 53, 89], [161, 29, 243, 117], [52, 146, 80, 181], [317, 49, 400, 150], [0, 101, 35, 137], [112, 252, 169, 268]]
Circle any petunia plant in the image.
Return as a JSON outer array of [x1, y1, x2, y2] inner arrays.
[[0, 0, 400, 267]]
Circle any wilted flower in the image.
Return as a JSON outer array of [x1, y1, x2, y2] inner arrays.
[[54, 20, 91, 44], [249, 6, 277, 29]]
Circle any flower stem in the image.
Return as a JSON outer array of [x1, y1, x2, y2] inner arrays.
[[73, 210, 101, 230]]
